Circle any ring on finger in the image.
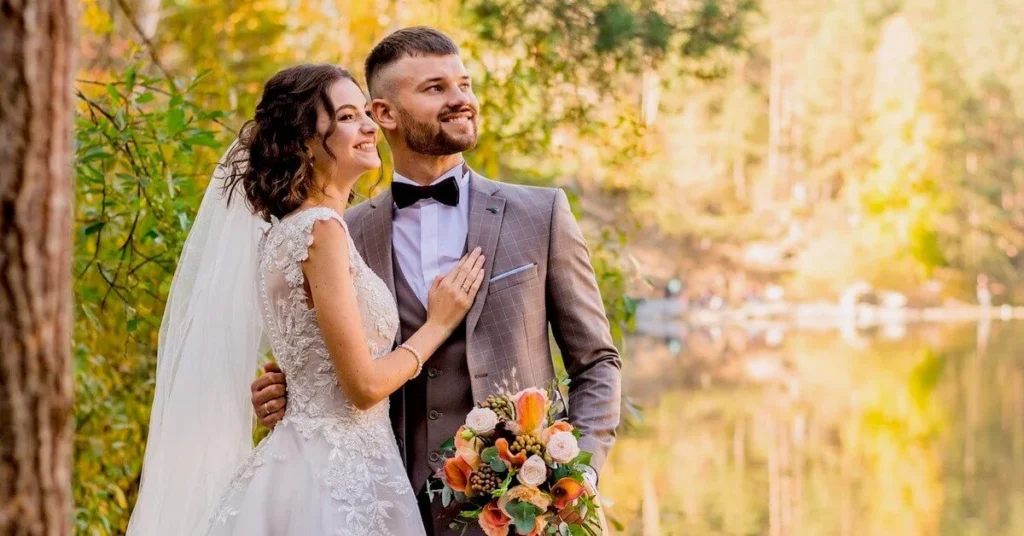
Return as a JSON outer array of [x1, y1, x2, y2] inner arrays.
[[262, 402, 270, 417]]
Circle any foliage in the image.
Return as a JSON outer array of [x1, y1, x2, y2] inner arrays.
[[73, 62, 229, 534]]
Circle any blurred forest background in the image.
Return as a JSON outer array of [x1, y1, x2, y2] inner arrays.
[[72, 0, 1024, 534]]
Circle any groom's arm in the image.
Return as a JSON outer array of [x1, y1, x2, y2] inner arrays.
[[545, 189, 622, 476]]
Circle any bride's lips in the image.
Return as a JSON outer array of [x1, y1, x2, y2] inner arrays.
[[353, 139, 376, 152]]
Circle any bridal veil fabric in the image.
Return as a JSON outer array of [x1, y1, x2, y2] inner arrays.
[[127, 145, 268, 535]]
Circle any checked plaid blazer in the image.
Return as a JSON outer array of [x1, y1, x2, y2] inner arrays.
[[343, 170, 622, 492]]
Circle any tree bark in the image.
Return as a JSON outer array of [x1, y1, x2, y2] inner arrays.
[[0, 0, 77, 535]]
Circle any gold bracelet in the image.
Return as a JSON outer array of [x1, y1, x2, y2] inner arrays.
[[399, 343, 424, 379]]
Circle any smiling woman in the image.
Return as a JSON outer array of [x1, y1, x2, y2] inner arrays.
[[222, 64, 380, 221]]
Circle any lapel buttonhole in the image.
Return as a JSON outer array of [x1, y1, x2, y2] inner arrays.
[[487, 207, 498, 214]]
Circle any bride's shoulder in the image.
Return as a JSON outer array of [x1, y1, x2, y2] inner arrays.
[[275, 207, 346, 234], [262, 206, 347, 255]]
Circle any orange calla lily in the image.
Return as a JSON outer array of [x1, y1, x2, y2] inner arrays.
[[443, 455, 474, 493], [479, 500, 513, 536], [496, 437, 528, 468], [514, 388, 548, 435], [540, 421, 573, 444], [551, 477, 586, 510]]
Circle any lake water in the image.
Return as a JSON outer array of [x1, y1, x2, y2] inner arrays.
[[600, 319, 1024, 535]]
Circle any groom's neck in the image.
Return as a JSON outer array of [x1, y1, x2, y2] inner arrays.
[[392, 152, 465, 186]]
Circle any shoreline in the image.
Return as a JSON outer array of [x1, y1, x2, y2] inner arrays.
[[635, 299, 1024, 330]]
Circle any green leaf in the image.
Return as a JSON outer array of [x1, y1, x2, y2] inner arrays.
[[568, 525, 588, 536], [105, 83, 120, 103], [79, 147, 113, 163], [505, 500, 541, 535], [440, 437, 456, 452], [125, 67, 137, 94], [185, 133, 219, 147], [491, 469, 515, 498], [166, 108, 185, 134], [135, 92, 155, 104], [442, 486, 453, 508], [571, 452, 592, 468], [481, 446, 499, 464], [82, 222, 105, 236], [458, 507, 483, 519]]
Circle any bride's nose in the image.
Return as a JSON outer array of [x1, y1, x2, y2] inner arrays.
[[359, 114, 378, 133]]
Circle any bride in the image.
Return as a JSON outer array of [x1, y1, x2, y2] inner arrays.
[[127, 64, 485, 535]]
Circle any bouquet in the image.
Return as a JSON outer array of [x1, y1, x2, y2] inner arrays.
[[429, 385, 602, 536]]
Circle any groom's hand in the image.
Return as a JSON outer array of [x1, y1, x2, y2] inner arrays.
[[251, 362, 287, 428]]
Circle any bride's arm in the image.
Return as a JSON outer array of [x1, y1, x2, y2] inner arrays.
[[303, 218, 484, 410]]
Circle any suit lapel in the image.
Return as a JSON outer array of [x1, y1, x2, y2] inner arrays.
[[465, 172, 505, 336], [361, 189, 396, 299]]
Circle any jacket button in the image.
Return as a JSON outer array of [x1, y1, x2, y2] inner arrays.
[[396, 438, 404, 450], [428, 368, 442, 378], [429, 451, 442, 463], [428, 410, 441, 420]]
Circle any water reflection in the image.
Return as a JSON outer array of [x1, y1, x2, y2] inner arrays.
[[602, 320, 1024, 535]]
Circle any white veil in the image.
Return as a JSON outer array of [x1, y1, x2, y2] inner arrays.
[[127, 144, 268, 535]]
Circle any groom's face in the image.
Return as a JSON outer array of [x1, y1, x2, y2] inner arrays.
[[372, 54, 479, 156]]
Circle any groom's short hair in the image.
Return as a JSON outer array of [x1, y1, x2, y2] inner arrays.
[[365, 26, 459, 98]]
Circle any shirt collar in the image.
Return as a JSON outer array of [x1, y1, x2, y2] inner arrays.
[[392, 162, 469, 189]]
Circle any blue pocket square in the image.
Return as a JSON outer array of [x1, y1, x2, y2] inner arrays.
[[489, 263, 537, 283]]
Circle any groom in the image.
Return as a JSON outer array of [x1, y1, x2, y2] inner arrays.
[[251, 27, 621, 534]]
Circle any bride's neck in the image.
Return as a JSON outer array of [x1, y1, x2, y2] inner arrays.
[[302, 173, 354, 216]]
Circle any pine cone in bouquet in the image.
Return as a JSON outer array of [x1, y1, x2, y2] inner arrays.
[[477, 394, 514, 422], [432, 385, 604, 536], [509, 433, 544, 457], [469, 464, 502, 496]]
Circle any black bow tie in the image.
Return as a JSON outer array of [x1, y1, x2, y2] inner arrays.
[[392, 176, 460, 209]]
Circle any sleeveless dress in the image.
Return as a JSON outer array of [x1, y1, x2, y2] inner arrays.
[[206, 207, 425, 536]]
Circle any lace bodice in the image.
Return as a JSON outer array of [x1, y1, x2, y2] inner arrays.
[[257, 206, 399, 429], [207, 207, 421, 535]]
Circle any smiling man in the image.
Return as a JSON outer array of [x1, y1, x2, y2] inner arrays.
[[249, 26, 622, 535]]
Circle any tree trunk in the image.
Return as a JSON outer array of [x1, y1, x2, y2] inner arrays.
[[0, 0, 77, 535]]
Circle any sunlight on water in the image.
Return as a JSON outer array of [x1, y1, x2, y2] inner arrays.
[[601, 320, 1024, 535]]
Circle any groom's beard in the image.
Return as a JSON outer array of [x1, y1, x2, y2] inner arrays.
[[397, 105, 478, 156]]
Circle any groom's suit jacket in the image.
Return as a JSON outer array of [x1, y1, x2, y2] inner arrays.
[[344, 171, 622, 494]]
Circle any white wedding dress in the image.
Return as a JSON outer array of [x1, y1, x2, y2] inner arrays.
[[205, 207, 425, 536]]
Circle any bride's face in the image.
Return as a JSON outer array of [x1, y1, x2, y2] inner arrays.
[[308, 78, 380, 181]]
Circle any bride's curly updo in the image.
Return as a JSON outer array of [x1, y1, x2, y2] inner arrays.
[[224, 64, 356, 222]]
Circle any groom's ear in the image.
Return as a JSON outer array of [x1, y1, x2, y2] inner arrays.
[[370, 99, 398, 132]]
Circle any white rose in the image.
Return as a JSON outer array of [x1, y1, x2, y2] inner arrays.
[[465, 407, 499, 435], [517, 455, 548, 488], [546, 432, 580, 464]]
